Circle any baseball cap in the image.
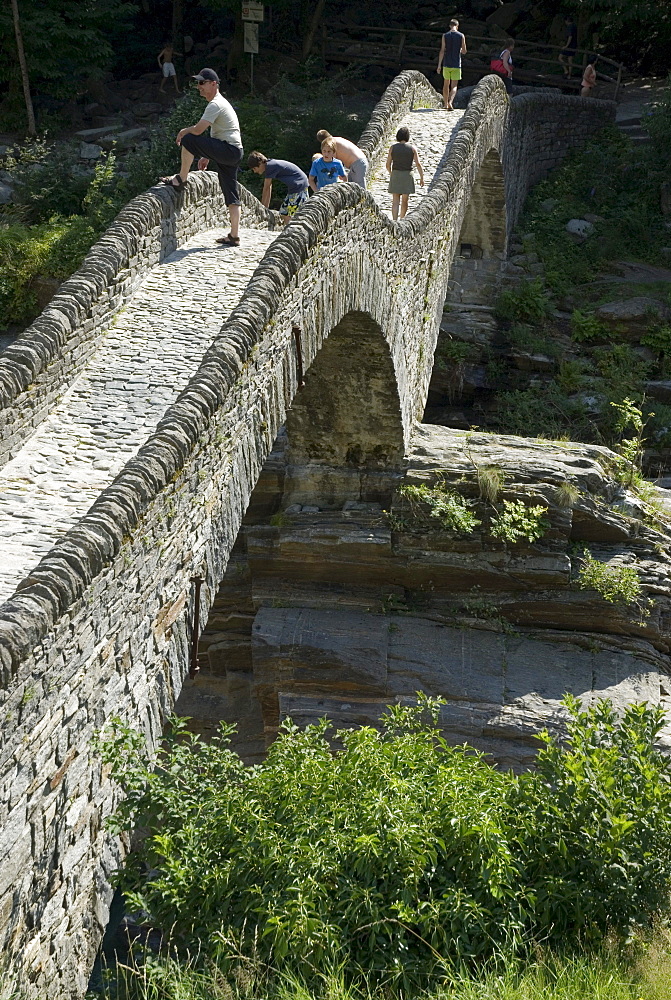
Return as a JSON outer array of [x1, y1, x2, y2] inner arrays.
[[193, 68, 219, 83]]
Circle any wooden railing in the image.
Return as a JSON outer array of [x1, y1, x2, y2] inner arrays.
[[321, 26, 623, 100]]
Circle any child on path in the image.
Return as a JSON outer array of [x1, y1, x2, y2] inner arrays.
[[308, 138, 347, 192], [248, 152, 309, 223], [158, 43, 181, 93], [581, 55, 598, 97], [315, 130, 368, 186], [436, 18, 467, 111], [385, 127, 425, 221]]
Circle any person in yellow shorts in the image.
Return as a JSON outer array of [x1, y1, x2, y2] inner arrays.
[[436, 19, 467, 111]]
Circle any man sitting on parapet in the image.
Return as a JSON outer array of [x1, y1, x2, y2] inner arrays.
[[315, 130, 368, 187], [248, 152, 309, 224], [161, 68, 243, 249]]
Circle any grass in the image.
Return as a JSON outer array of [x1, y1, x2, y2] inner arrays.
[[90, 940, 671, 1000]]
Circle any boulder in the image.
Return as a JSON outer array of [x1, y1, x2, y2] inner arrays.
[[98, 127, 147, 151], [75, 126, 119, 141], [0, 182, 13, 205], [132, 102, 162, 119], [595, 296, 668, 336], [566, 218, 595, 239], [79, 142, 102, 160]]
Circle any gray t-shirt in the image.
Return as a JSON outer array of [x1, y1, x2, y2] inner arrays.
[[201, 92, 242, 147]]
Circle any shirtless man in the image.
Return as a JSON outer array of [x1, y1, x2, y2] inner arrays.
[[315, 129, 368, 187], [158, 43, 181, 93]]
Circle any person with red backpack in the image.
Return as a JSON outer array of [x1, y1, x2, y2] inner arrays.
[[490, 39, 514, 94]]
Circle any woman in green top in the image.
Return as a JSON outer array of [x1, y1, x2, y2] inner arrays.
[[385, 127, 425, 221]]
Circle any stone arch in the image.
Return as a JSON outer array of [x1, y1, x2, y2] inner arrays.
[[281, 310, 406, 509], [457, 148, 507, 257]]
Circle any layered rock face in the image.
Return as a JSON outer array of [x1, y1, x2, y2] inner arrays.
[[178, 423, 671, 769]]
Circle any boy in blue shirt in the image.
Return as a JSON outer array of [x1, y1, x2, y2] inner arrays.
[[248, 151, 309, 224], [308, 138, 347, 192]]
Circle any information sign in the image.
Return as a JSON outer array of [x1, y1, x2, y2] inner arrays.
[[244, 21, 259, 53], [242, 2, 263, 21]]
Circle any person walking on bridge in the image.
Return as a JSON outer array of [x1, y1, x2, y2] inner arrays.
[[161, 68, 243, 248], [315, 130, 368, 187], [437, 18, 467, 111]]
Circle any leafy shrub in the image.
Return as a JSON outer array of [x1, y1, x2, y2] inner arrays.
[[394, 481, 481, 533], [495, 280, 552, 325], [577, 549, 644, 607], [99, 696, 671, 983], [490, 499, 550, 544], [2, 137, 94, 224], [642, 323, 671, 377], [571, 309, 609, 343]]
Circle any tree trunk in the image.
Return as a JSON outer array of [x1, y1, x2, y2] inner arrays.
[[172, 0, 183, 53], [302, 0, 326, 60], [10, 0, 36, 136]]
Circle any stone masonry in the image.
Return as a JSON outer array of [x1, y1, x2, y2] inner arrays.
[[0, 72, 614, 997]]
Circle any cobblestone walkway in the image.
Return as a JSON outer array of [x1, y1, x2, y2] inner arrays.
[[0, 109, 464, 604], [368, 107, 464, 218]]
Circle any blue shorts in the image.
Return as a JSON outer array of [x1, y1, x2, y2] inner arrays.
[[279, 188, 309, 217]]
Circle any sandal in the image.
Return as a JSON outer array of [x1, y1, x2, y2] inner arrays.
[[161, 174, 186, 191], [216, 233, 240, 247]]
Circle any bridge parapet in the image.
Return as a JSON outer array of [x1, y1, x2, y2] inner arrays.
[[0, 183, 276, 469], [0, 72, 614, 998]]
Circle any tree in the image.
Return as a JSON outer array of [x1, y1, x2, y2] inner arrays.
[[10, 0, 35, 135], [0, 0, 138, 104]]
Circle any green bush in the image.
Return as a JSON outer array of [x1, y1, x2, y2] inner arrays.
[[495, 280, 552, 325], [99, 696, 671, 984], [570, 309, 609, 343]]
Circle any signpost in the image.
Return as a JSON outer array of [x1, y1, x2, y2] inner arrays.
[[242, 1, 263, 92]]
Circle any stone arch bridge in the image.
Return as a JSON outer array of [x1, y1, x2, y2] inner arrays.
[[0, 72, 612, 997]]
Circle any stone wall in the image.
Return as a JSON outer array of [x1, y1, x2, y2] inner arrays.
[[0, 72, 614, 997]]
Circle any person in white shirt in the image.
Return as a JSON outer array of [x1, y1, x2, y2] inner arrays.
[[161, 68, 244, 247]]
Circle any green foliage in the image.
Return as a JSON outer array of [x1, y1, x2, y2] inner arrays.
[[435, 338, 478, 370], [521, 123, 670, 294], [3, 138, 96, 224], [642, 324, 671, 377], [556, 359, 588, 394], [99, 697, 671, 984], [394, 480, 481, 534], [576, 549, 644, 607], [490, 500, 550, 544], [495, 280, 552, 325], [570, 309, 609, 344], [0, 0, 136, 113]]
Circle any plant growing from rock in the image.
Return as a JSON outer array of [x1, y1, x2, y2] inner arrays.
[[490, 499, 550, 544], [476, 464, 505, 503], [576, 548, 646, 610], [555, 481, 580, 507], [571, 309, 608, 343], [495, 279, 552, 325], [395, 480, 481, 534]]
